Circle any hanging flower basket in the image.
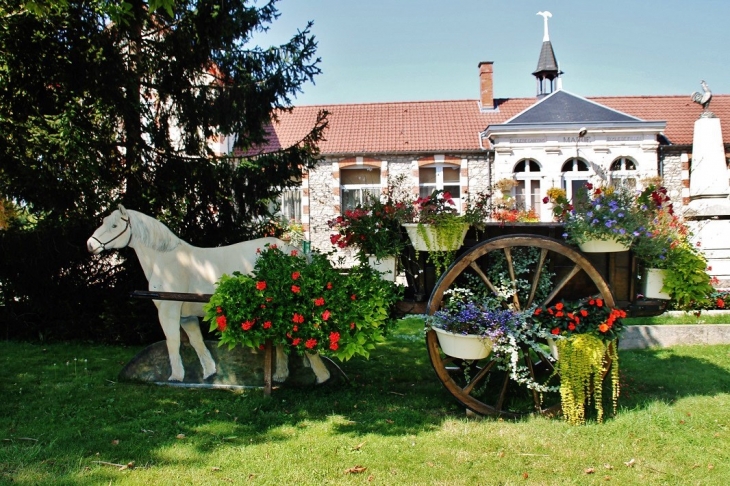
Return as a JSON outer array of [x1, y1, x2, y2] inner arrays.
[[643, 268, 670, 300], [431, 327, 493, 360], [402, 223, 469, 252], [578, 238, 630, 253], [367, 254, 397, 281]]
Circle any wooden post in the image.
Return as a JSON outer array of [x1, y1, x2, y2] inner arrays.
[[263, 339, 272, 396]]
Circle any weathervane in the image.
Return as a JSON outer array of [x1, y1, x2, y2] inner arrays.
[[536, 11, 552, 42], [691, 80, 715, 118]]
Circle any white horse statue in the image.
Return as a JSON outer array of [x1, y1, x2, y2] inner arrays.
[[87, 205, 331, 384]]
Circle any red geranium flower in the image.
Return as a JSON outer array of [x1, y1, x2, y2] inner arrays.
[[717, 298, 725, 309], [314, 297, 325, 306], [291, 250, 298, 256], [292, 338, 301, 346], [329, 342, 339, 351], [241, 320, 254, 331], [256, 281, 266, 291], [305, 338, 317, 349], [216, 315, 227, 332], [326, 282, 333, 290], [292, 271, 300, 280], [291, 285, 300, 293], [599, 323, 609, 333], [329, 331, 340, 343], [351, 294, 356, 300], [551, 328, 560, 335], [322, 309, 331, 321], [292, 313, 304, 324], [263, 321, 272, 329]]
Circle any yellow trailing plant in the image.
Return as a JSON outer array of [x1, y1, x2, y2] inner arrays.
[[555, 334, 619, 425]]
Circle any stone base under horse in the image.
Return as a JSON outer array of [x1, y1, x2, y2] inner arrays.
[[118, 337, 347, 389]]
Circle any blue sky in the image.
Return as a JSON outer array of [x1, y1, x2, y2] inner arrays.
[[258, 0, 730, 106]]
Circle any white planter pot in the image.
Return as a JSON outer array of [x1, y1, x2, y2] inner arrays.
[[643, 268, 670, 300], [432, 327, 493, 360], [578, 238, 630, 253], [367, 255, 397, 281], [403, 223, 469, 252]]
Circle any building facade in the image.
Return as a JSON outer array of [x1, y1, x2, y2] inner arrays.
[[250, 20, 730, 283]]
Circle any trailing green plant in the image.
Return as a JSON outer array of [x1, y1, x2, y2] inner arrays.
[[204, 245, 403, 360], [532, 298, 626, 424], [407, 189, 468, 275], [554, 334, 619, 425]]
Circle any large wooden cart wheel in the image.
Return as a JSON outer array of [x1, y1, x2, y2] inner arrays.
[[426, 234, 616, 417]]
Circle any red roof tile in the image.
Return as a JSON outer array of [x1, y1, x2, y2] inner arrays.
[[251, 94, 730, 155]]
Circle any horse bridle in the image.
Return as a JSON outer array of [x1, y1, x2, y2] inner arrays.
[[91, 216, 132, 251]]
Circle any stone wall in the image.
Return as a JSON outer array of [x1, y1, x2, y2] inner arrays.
[[304, 154, 490, 267]]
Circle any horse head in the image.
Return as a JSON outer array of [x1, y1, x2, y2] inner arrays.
[[87, 205, 132, 254]]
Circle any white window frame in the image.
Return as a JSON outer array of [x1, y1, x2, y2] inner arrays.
[[513, 159, 542, 212], [609, 156, 638, 189], [562, 157, 592, 202], [340, 167, 381, 213], [419, 164, 462, 212]]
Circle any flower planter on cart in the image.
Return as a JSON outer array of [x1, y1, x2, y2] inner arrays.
[[424, 233, 626, 418], [431, 327, 493, 360]]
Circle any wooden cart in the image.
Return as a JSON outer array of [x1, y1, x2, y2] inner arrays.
[[422, 223, 667, 417]]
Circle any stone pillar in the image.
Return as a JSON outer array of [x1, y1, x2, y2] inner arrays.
[[684, 115, 730, 288]]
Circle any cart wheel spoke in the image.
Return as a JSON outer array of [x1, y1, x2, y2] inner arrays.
[[426, 234, 615, 417]]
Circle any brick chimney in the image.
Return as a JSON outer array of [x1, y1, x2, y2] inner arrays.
[[479, 61, 494, 111]]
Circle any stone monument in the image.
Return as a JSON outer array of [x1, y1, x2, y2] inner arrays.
[[685, 81, 730, 287]]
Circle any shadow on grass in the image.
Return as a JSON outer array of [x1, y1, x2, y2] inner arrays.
[[618, 345, 730, 409], [3, 323, 730, 482]]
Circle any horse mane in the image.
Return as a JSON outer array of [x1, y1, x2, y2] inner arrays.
[[127, 210, 182, 252]]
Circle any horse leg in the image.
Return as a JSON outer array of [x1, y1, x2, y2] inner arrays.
[[273, 345, 289, 382], [180, 316, 216, 379], [158, 302, 185, 381], [305, 352, 331, 384]]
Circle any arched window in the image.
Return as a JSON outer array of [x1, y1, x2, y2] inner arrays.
[[340, 167, 381, 212], [513, 159, 542, 211], [562, 157, 591, 202], [419, 164, 461, 209], [609, 157, 637, 189]]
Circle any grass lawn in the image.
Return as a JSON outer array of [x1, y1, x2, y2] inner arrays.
[[625, 313, 730, 325], [2, 317, 730, 485]]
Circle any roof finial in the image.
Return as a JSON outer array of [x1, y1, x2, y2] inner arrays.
[[536, 11, 552, 42]]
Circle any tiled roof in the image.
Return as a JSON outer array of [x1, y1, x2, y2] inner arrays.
[[250, 93, 730, 155], [592, 95, 730, 145]]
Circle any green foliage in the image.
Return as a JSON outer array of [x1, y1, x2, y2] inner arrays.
[[662, 241, 714, 311], [0, 0, 327, 341], [204, 245, 403, 360]]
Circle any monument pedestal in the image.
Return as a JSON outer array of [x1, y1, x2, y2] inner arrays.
[[684, 115, 730, 288]]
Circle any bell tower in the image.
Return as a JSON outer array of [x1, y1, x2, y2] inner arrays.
[[533, 11, 563, 98]]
